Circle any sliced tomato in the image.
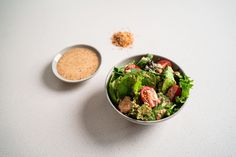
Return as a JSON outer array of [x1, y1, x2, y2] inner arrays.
[[166, 85, 181, 101], [125, 64, 140, 72], [158, 59, 172, 69], [140, 86, 160, 108]]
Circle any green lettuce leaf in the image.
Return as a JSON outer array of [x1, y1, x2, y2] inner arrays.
[[116, 73, 136, 99], [176, 75, 193, 103], [108, 67, 161, 106], [162, 66, 176, 93], [133, 75, 143, 100], [141, 71, 157, 87], [110, 66, 125, 82], [137, 54, 153, 68], [108, 80, 118, 103], [152, 93, 175, 119]]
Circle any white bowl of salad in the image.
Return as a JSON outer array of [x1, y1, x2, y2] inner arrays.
[[105, 54, 193, 125]]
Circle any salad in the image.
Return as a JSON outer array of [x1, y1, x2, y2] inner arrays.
[[107, 54, 193, 121]]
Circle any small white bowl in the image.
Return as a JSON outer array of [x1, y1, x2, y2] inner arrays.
[[52, 44, 102, 83]]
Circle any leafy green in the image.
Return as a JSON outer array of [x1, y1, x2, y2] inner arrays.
[[114, 66, 124, 74], [108, 68, 135, 103], [109, 69, 160, 102], [137, 54, 153, 68], [137, 104, 155, 121], [152, 93, 177, 119], [141, 71, 158, 87], [116, 73, 136, 99], [176, 75, 193, 103], [144, 60, 159, 74], [165, 104, 177, 116], [162, 66, 176, 93], [108, 80, 118, 103], [133, 75, 143, 101], [110, 66, 125, 82]]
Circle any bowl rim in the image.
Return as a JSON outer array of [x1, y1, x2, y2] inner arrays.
[[105, 54, 188, 125], [51, 44, 102, 83]]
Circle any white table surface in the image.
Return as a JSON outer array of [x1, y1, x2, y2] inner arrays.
[[1, 0, 236, 156]]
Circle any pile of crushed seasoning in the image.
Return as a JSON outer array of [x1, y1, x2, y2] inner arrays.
[[111, 31, 134, 48]]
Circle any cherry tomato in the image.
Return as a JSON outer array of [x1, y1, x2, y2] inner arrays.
[[125, 64, 141, 72], [166, 85, 181, 101], [158, 59, 172, 69], [140, 86, 160, 108]]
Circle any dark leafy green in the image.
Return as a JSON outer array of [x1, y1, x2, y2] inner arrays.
[[137, 54, 153, 68]]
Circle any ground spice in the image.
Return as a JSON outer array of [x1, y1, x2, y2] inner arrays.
[[57, 47, 99, 80], [111, 31, 133, 48]]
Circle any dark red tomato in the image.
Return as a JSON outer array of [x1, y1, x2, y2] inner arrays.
[[125, 64, 140, 72], [140, 86, 160, 108], [167, 85, 181, 101], [158, 59, 172, 68]]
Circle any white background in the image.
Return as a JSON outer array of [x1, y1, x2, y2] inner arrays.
[[0, 0, 236, 156]]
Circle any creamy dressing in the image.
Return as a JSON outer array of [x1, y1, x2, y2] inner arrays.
[[57, 47, 99, 80]]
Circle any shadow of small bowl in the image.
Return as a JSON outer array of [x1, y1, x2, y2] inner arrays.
[[52, 44, 102, 83], [105, 54, 187, 125]]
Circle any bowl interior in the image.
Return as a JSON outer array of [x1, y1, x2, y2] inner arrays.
[[105, 54, 186, 125], [52, 44, 102, 83]]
